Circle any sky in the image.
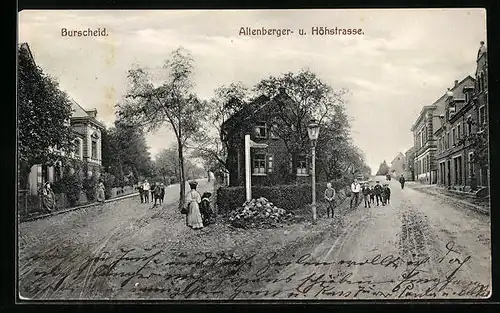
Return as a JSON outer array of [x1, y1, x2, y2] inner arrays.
[[18, 9, 487, 174]]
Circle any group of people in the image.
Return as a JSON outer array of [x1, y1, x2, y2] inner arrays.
[[40, 178, 106, 213], [184, 181, 216, 229], [322, 177, 394, 219], [137, 179, 166, 206]]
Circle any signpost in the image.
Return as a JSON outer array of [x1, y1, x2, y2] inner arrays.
[[245, 134, 268, 202]]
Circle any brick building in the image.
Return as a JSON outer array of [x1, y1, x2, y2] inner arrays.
[[20, 43, 105, 195], [410, 76, 475, 184], [435, 42, 488, 190], [221, 90, 325, 187]]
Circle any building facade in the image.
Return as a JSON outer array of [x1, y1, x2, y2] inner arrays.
[[410, 76, 475, 184], [21, 43, 105, 195], [435, 42, 488, 191], [221, 91, 324, 187], [389, 152, 406, 178]]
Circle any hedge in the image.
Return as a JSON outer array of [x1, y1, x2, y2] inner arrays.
[[217, 182, 351, 214]]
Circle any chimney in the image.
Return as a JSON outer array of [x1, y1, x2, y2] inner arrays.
[[454, 80, 458, 87]]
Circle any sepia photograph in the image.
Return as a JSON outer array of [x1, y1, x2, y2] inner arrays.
[[16, 9, 490, 300]]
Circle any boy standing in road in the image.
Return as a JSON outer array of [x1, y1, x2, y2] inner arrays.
[[143, 179, 150, 203], [399, 174, 406, 190], [350, 178, 361, 209], [324, 182, 336, 218], [384, 183, 391, 204], [373, 181, 383, 206], [362, 183, 371, 208]]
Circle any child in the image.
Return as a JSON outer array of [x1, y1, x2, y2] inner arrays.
[[384, 184, 391, 204], [369, 186, 375, 205], [199, 192, 216, 226], [324, 182, 336, 218], [362, 183, 371, 208], [373, 181, 383, 206]]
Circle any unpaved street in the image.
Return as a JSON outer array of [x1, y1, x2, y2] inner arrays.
[[18, 177, 491, 300]]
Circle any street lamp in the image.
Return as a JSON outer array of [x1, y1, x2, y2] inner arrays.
[[307, 119, 320, 223]]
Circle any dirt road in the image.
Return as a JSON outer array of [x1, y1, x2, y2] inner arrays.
[[17, 177, 491, 300]]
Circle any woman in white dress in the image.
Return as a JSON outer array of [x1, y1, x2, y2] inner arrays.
[[186, 181, 204, 229]]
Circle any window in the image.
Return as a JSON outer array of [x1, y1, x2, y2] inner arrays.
[[254, 122, 267, 139], [452, 128, 456, 146], [466, 116, 472, 135], [479, 106, 486, 126], [269, 123, 279, 139], [465, 91, 469, 103], [91, 140, 97, 159], [446, 132, 450, 150], [457, 124, 461, 140], [296, 155, 308, 175], [253, 154, 266, 175], [267, 155, 274, 173]]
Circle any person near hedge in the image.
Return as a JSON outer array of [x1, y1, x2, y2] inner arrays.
[[143, 179, 150, 203], [40, 182, 55, 213], [96, 179, 105, 203], [350, 178, 361, 209], [324, 182, 336, 218], [362, 183, 371, 208], [186, 181, 203, 229], [199, 192, 215, 226]]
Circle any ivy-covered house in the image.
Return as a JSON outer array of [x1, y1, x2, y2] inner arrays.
[[221, 89, 327, 187], [21, 43, 106, 196]]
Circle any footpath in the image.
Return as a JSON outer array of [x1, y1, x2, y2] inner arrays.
[[405, 181, 490, 215], [19, 192, 140, 223]]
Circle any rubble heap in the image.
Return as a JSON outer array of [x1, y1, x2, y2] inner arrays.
[[228, 197, 294, 229]]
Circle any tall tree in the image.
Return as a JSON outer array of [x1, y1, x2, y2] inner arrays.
[[117, 47, 204, 209], [376, 160, 390, 176], [190, 82, 250, 173], [154, 145, 180, 183], [18, 44, 75, 189], [253, 69, 349, 156]]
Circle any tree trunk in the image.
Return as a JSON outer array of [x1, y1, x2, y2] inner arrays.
[[177, 139, 186, 210]]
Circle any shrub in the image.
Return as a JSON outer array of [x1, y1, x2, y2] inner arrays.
[[217, 181, 351, 214], [101, 172, 116, 200], [52, 173, 83, 207], [83, 174, 99, 202]]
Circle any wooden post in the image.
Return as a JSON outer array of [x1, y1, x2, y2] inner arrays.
[[245, 135, 252, 202]]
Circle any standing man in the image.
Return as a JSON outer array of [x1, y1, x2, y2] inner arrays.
[[143, 179, 150, 203], [324, 182, 336, 218], [350, 178, 361, 209], [399, 174, 406, 190], [138, 181, 144, 203]]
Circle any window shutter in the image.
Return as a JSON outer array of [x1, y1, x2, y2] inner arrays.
[[267, 154, 273, 173]]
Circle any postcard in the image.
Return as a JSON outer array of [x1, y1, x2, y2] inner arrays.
[[17, 9, 490, 300]]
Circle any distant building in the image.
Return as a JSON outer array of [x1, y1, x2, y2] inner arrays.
[[404, 147, 416, 181], [435, 42, 488, 191], [20, 43, 105, 195], [410, 75, 475, 184], [389, 152, 406, 178]]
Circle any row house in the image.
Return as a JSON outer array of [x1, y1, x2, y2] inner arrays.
[[20, 43, 105, 195], [410, 75, 475, 185], [435, 42, 488, 190]]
